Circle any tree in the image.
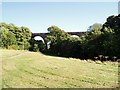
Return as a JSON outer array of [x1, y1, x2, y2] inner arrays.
[[1, 27, 16, 49], [81, 14, 120, 60], [101, 14, 120, 59], [0, 22, 32, 50], [29, 38, 46, 52], [46, 26, 70, 42], [45, 25, 83, 58], [80, 23, 103, 59], [20, 26, 32, 50], [45, 25, 70, 55]]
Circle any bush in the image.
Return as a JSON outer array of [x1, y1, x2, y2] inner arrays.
[[33, 44, 39, 52], [8, 45, 19, 50]]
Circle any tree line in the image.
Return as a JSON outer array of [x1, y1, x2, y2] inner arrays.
[[0, 23, 32, 50], [45, 14, 120, 61], [0, 14, 120, 61]]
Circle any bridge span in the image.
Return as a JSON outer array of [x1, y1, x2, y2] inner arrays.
[[32, 32, 85, 39]]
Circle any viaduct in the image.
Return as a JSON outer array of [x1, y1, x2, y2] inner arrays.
[[32, 32, 85, 39]]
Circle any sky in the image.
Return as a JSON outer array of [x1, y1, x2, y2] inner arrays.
[[2, 1, 118, 33]]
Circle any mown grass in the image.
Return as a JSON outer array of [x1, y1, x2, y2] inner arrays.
[[1, 49, 119, 88]]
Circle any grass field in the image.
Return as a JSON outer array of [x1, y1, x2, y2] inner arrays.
[[1, 49, 119, 88]]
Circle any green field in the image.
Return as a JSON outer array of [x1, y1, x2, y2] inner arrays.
[[1, 49, 119, 88]]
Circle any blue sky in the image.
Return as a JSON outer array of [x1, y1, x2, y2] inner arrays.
[[2, 2, 118, 33]]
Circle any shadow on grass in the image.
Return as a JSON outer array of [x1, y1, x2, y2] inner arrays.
[[40, 50, 120, 63]]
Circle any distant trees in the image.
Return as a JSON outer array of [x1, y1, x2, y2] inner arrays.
[[45, 26, 82, 58], [77, 14, 120, 60], [45, 24, 103, 58], [45, 14, 120, 61], [0, 22, 32, 50], [1, 14, 119, 61]]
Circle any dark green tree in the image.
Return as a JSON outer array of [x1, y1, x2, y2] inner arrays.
[[101, 14, 120, 59], [45, 25, 70, 55]]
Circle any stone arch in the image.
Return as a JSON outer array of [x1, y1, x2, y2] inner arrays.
[[32, 33, 48, 40], [67, 32, 85, 37], [34, 36, 45, 43], [70, 35, 80, 38]]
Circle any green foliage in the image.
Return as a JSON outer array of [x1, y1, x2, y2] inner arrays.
[[0, 22, 32, 50], [1, 27, 17, 49], [45, 26, 70, 54], [80, 14, 120, 60], [45, 25, 82, 57], [29, 38, 46, 52], [7, 45, 19, 50], [101, 14, 120, 58], [33, 43, 39, 52], [79, 23, 103, 59], [60, 37, 82, 58], [45, 14, 120, 61], [1, 14, 119, 61], [46, 25, 70, 42]]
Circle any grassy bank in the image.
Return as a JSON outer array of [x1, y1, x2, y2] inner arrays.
[[1, 49, 119, 88]]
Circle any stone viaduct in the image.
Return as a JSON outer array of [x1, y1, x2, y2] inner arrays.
[[32, 32, 85, 39]]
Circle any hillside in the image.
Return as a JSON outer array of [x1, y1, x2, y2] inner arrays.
[[1, 49, 119, 88]]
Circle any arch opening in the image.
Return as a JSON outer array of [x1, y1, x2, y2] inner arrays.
[[70, 35, 80, 38], [47, 41, 51, 49], [34, 36, 45, 43]]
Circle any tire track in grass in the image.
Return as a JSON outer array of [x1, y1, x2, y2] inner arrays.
[[18, 75, 48, 88], [2, 50, 118, 88], [19, 67, 80, 87], [14, 62, 51, 88], [63, 81, 81, 87], [27, 79, 49, 88], [29, 67, 104, 86], [3, 67, 48, 88], [17, 69, 50, 88], [39, 58, 113, 84], [42, 61, 118, 87], [8, 52, 28, 59], [29, 54, 108, 87], [4, 60, 117, 87], [18, 67, 51, 80], [17, 66, 79, 87]]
